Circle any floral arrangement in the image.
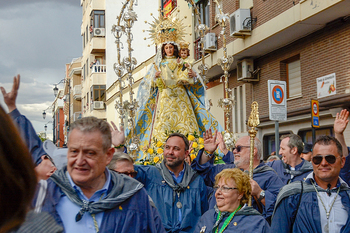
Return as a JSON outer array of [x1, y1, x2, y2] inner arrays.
[[136, 130, 223, 165]]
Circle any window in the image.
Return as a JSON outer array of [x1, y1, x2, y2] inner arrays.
[[91, 10, 105, 28], [91, 85, 106, 101], [298, 127, 334, 144], [232, 84, 246, 133], [263, 132, 291, 160], [287, 58, 301, 98]]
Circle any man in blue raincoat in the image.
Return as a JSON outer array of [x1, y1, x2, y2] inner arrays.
[[134, 133, 208, 233], [271, 136, 350, 232]]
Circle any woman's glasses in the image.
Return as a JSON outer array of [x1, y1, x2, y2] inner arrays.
[[213, 185, 238, 193], [312, 155, 338, 165]]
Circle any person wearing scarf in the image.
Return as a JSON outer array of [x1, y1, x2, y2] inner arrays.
[[271, 136, 350, 233], [39, 117, 163, 232], [135, 133, 208, 233], [195, 168, 270, 233]]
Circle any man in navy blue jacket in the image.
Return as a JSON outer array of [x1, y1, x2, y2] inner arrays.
[[40, 117, 163, 232], [272, 136, 350, 232]]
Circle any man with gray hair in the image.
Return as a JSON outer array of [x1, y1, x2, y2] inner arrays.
[[107, 151, 138, 178], [191, 129, 284, 223], [267, 134, 313, 184], [40, 117, 162, 232]]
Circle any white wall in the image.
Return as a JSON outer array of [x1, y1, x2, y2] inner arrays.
[[106, 0, 159, 89]]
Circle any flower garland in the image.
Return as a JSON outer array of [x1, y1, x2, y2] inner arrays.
[[136, 130, 223, 165]]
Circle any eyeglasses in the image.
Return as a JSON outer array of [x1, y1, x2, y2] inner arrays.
[[115, 170, 138, 178], [44, 155, 56, 167], [234, 145, 250, 152], [312, 155, 339, 165], [213, 185, 238, 193]]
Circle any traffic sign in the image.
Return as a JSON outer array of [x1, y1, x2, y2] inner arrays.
[[268, 80, 287, 121], [311, 99, 320, 128]]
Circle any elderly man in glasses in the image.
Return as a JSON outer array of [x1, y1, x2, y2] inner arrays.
[[107, 152, 165, 233], [191, 129, 284, 224], [271, 135, 350, 232]]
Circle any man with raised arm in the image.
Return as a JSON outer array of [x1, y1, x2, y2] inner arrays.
[[191, 129, 283, 223], [271, 136, 350, 232], [133, 133, 208, 233]]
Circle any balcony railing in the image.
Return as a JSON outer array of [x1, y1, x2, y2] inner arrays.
[[91, 65, 106, 73]]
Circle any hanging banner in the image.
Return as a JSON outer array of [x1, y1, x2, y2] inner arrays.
[[164, 0, 173, 16]]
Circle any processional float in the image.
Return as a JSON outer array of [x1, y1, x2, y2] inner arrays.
[[112, 1, 259, 198]]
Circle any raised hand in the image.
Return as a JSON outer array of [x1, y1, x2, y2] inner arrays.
[[203, 128, 219, 154], [216, 131, 229, 155], [0, 74, 20, 112], [334, 109, 349, 135], [110, 121, 125, 151]]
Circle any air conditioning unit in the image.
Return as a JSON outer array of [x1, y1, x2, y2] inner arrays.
[[203, 33, 217, 51], [237, 59, 254, 81], [230, 9, 251, 36], [93, 101, 105, 110], [94, 28, 105, 37]]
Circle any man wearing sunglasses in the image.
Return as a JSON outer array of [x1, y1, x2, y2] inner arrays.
[[191, 129, 284, 224], [272, 135, 350, 232], [266, 134, 313, 184]]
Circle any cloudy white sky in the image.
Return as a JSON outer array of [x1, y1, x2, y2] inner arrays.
[[0, 0, 82, 137]]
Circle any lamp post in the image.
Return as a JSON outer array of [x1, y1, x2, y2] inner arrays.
[[44, 121, 52, 139], [53, 78, 71, 133]]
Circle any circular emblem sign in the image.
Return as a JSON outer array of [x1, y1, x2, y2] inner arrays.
[[272, 85, 284, 104], [313, 102, 318, 115]]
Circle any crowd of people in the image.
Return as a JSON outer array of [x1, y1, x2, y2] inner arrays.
[[1, 46, 350, 232]]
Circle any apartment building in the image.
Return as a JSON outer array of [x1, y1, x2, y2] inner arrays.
[[80, 0, 107, 119], [61, 57, 83, 140], [189, 0, 350, 158]]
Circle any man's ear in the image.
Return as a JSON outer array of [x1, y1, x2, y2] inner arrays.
[[105, 147, 115, 165], [291, 146, 298, 155]]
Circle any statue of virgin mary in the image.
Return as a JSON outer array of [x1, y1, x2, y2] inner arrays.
[[128, 13, 223, 160]]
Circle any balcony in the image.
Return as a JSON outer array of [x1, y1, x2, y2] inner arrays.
[[90, 36, 105, 53], [73, 85, 82, 100]]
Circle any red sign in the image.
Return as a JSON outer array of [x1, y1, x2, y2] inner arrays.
[[272, 85, 284, 104]]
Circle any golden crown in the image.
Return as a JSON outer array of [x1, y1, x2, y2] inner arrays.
[[179, 41, 190, 49], [146, 10, 186, 46]]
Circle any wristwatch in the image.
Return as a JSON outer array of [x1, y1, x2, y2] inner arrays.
[[258, 190, 265, 202]]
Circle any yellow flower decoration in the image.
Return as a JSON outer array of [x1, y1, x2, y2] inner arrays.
[[147, 148, 154, 154], [119, 206, 123, 210], [190, 154, 196, 161], [192, 142, 198, 148], [188, 135, 195, 141], [144, 162, 150, 165], [154, 156, 160, 163], [157, 148, 164, 154], [199, 144, 204, 149], [156, 141, 163, 148], [198, 138, 204, 144]]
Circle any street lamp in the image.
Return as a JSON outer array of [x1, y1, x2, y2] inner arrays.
[[42, 110, 46, 119], [44, 121, 52, 139], [53, 85, 59, 97]]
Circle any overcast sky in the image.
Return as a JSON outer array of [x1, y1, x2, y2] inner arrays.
[[0, 0, 82, 138]]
